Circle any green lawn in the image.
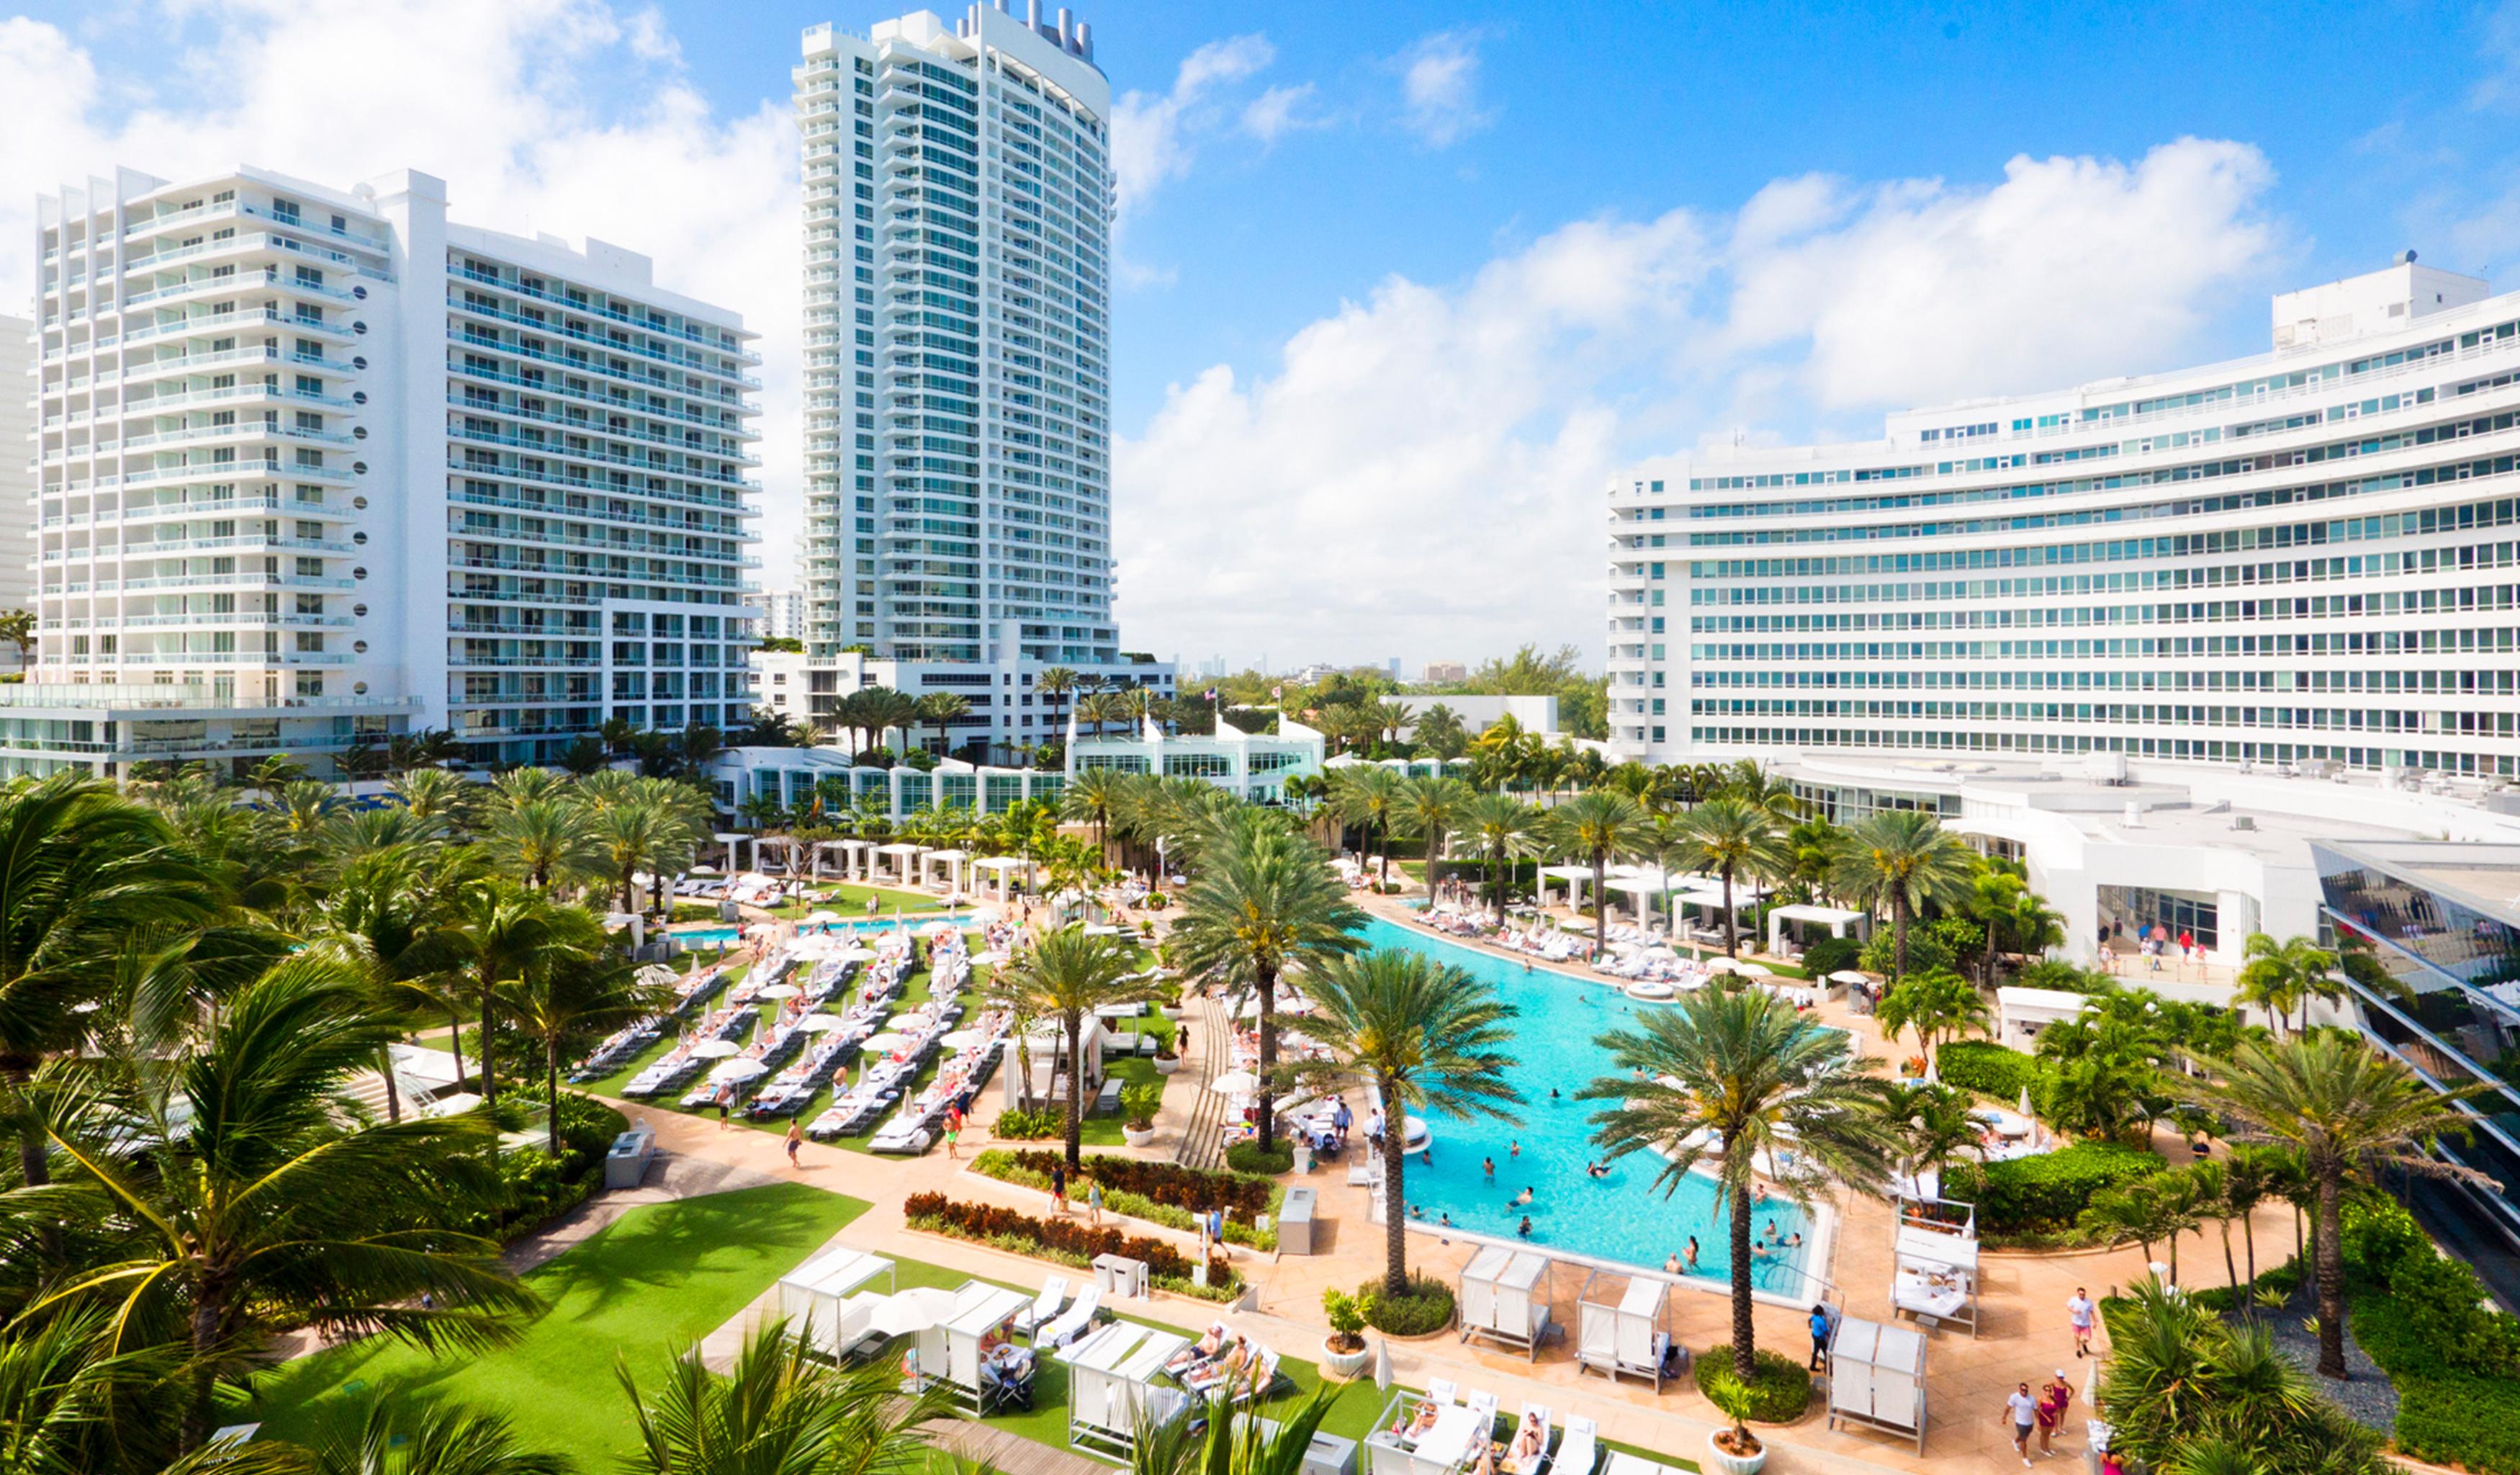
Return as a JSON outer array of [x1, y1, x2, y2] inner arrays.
[[755, 882, 948, 918], [246, 1183, 865, 1461]]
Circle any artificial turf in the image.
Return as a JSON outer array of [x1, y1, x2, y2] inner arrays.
[[246, 1182, 866, 1461]]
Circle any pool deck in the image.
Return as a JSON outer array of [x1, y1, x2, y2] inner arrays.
[[578, 892, 2308, 1475]]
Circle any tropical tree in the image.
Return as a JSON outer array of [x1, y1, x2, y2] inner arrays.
[[308, 846, 472, 1124], [1326, 766, 1404, 885], [1455, 792, 1539, 924], [448, 882, 580, 1106], [992, 925, 1173, 1170], [389, 768, 480, 833], [1411, 704, 1470, 762], [1680, 797, 1791, 959], [617, 1317, 950, 1475], [1548, 789, 1647, 958], [1125, 1387, 1342, 1475], [24, 957, 535, 1451], [1881, 1080, 1979, 1198], [1167, 810, 1364, 1153], [2195, 1031, 2490, 1379], [0, 608, 35, 671], [2098, 1278, 2391, 1475], [485, 799, 603, 895], [2081, 1168, 2204, 1278], [1580, 988, 1894, 1381], [1830, 810, 1975, 979], [1294, 949, 1521, 1296], [1392, 775, 1474, 892], [1873, 968, 1989, 1080], [2234, 932, 2341, 1037], [500, 915, 665, 1153], [1037, 667, 1079, 740], [1073, 691, 1124, 743], [913, 691, 971, 755], [300, 1401, 574, 1475]]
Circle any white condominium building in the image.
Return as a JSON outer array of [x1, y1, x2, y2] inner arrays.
[[1611, 256, 2520, 780], [793, 6, 1168, 758], [1, 315, 33, 637], [746, 586, 806, 642], [14, 166, 760, 777]]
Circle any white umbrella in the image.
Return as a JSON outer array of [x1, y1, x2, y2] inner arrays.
[[807, 910, 842, 923], [1209, 1069, 1261, 1096], [1702, 956, 1743, 974], [839, 946, 878, 963], [2019, 1085, 2035, 1116], [755, 983, 801, 1000], [1734, 961, 1773, 977], [869, 1286, 960, 1338], [940, 1028, 987, 1049], [1373, 1336, 1393, 1389], [1828, 969, 1871, 985], [1081, 923, 1123, 937], [796, 1014, 845, 1034], [690, 1039, 742, 1059], [709, 1057, 768, 1083], [861, 1032, 910, 1053]]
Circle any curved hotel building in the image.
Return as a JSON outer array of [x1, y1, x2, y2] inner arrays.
[[1611, 256, 2519, 779]]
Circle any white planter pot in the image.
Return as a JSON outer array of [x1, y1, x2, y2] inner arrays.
[[1703, 1432, 1765, 1475], [1122, 1125, 1156, 1147], [1321, 1337, 1372, 1379], [1160, 1006, 1187, 1021], [1153, 1056, 1182, 1075]]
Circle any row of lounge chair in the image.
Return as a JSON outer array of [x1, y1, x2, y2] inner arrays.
[[1013, 1273, 1104, 1348], [1158, 1319, 1286, 1404], [1384, 1383, 1600, 1475], [569, 965, 732, 1080], [618, 1006, 755, 1099]]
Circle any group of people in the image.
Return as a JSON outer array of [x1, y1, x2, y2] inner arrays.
[[2097, 918, 2202, 975]]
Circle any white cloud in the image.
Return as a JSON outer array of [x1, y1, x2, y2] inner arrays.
[[1107, 34, 1274, 223], [1396, 30, 1490, 148], [0, 0, 806, 586], [1115, 139, 2278, 665], [1241, 83, 1320, 145]]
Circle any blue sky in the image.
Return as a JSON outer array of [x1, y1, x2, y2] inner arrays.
[[6, 1, 2519, 668]]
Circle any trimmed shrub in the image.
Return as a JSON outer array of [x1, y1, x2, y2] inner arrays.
[[1225, 1142, 1296, 1176], [993, 1106, 1065, 1140], [2341, 1196, 2520, 1473], [1800, 936, 1861, 978], [1945, 1140, 2163, 1237], [1695, 1346, 1813, 1423], [985, 1149, 1277, 1216], [1860, 928, 1952, 979], [1359, 1277, 1455, 1337], [1937, 1039, 2038, 1099], [902, 1191, 1237, 1299]]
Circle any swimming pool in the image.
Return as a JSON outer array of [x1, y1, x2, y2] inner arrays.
[[672, 916, 951, 947], [1352, 915, 1820, 1290]]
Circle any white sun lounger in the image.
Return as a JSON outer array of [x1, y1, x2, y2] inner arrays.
[[1555, 1416, 1600, 1475], [1010, 1274, 1068, 1337], [1035, 1281, 1100, 1348]]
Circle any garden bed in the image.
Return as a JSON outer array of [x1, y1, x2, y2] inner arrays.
[[969, 1149, 1283, 1250], [902, 1191, 1242, 1301]]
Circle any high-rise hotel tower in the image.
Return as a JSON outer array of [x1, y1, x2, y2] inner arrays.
[[793, 6, 1168, 758]]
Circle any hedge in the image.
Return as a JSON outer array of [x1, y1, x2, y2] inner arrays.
[[1935, 1040, 2038, 1100], [902, 1191, 1239, 1301], [1225, 1142, 1296, 1176], [1945, 1140, 2163, 1237], [2340, 1198, 2520, 1474], [1696, 1346, 1813, 1423], [971, 1149, 1282, 1250], [1359, 1277, 1454, 1337]]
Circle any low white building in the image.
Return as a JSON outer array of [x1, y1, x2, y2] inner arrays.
[[1066, 714, 1323, 804], [709, 743, 1063, 823], [1392, 694, 1558, 737]]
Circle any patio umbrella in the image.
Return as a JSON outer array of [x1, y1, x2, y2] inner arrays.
[[708, 1057, 768, 1083], [1734, 961, 1774, 977], [2019, 1085, 2035, 1116], [870, 1286, 960, 1338], [1209, 1069, 1261, 1096], [839, 946, 879, 962], [861, 1032, 910, 1054], [756, 984, 801, 1000], [807, 910, 842, 924], [796, 1014, 845, 1034], [940, 1028, 987, 1049], [690, 1039, 742, 1059], [1701, 956, 1743, 974], [1827, 970, 1871, 985]]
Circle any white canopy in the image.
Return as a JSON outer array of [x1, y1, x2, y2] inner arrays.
[[927, 848, 971, 861], [876, 843, 926, 856], [1826, 1315, 1927, 1451]]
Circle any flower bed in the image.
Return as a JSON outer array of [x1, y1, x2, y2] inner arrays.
[[1945, 1140, 2163, 1239], [902, 1191, 1240, 1301], [971, 1149, 1282, 1250]]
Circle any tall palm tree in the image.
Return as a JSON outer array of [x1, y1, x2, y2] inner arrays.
[[301, 1400, 575, 1475], [592, 799, 670, 916], [486, 799, 603, 896], [0, 774, 217, 1196], [449, 882, 579, 1106], [1830, 810, 1975, 979], [1410, 704, 1469, 762], [2234, 932, 2341, 1036], [1073, 691, 1123, 743], [1037, 667, 1079, 740], [1547, 789, 1647, 958], [1061, 767, 1128, 867], [1392, 774, 1475, 892], [1873, 967, 1989, 1080], [502, 919, 664, 1155], [992, 925, 1173, 1170], [1293, 949, 1521, 1296], [1456, 792, 1539, 924], [27, 956, 536, 1451], [1168, 810, 1365, 1153], [618, 1317, 951, 1475], [1326, 766, 1405, 886], [1580, 988, 1894, 1381], [2195, 1031, 2490, 1379], [390, 768, 480, 835], [308, 846, 472, 1124], [1681, 797, 1791, 959], [1881, 1080, 1979, 1198], [488, 766, 568, 810], [913, 691, 970, 755]]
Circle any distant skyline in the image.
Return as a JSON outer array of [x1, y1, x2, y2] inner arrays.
[[7, 1, 2520, 665]]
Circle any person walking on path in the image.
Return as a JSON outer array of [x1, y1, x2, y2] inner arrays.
[[1806, 1304, 1832, 1371], [1086, 1176, 1103, 1226], [785, 1118, 804, 1168], [2007, 1383, 2040, 1468], [944, 1104, 963, 1159], [715, 1083, 732, 1129], [1050, 1161, 1068, 1214], [2035, 1371, 2071, 1457], [2066, 1287, 2096, 1358]]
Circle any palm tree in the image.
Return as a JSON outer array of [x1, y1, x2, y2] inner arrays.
[[500, 915, 664, 1155], [2195, 1031, 2490, 1379], [1168, 810, 1365, 1153], [308, 846, 472, 1124], [1037, 666, 1079, 738], [1126, 1388, 1342, 1475], [1061, 767, 1128, 867], [449, 882, 580, 1106], [0, 774, 217, 1196], [1456, 792, 1539, 925], [1326, 766, 1404, 886], [486, 799, 603, 895], [29, 956, 536, 1451], [2081, 1170, 2204, 1278], [617, 1317, 951, 1475], [301, 1400, 574, 1475], [1830, 810, 1975, 979], [1411, 703, 1469, 762], [1393, 774, 1474, 892], [1873, 967, 1989, 1080], [1073, 691, 1123, 743], [0, 607, 35, 671], [993, 925, 1173, 1170], [2220, 1142, 2285, 1293], [1294, 949, 1521, 1296], [557, 736, 609, 776], [1547, 789, 1647, 958], [1881, 1080, 1979, 1198], [1680, 797, 1791, 959], [390, 768, 480, 833], [2098, 1277, 2391, 1475], [1580, 988, 1894, 1381], [913, 691, 971, 755], [592, 798, 671, 916], [2234, 932, 2341, 1036]]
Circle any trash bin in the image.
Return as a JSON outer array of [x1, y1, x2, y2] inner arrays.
[[1279, 1187, 1317, 1255], [1091, 1252, 1148, 1299], [603, 1126, 656, 1190]]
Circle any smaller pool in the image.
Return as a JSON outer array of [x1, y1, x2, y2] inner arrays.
[[672, 915, 951, 947]]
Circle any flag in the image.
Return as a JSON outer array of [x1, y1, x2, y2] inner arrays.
[[1272, 684, 1283, 699], [1203, 687, 1218, 701]]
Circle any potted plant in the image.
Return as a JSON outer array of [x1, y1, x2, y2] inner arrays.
[[1320, 1288, 1372, 1378], [1147, 1016, 1182, 1075], [1119, 1082, 1163, 1148], [1702, 1377, 1766, 1475]]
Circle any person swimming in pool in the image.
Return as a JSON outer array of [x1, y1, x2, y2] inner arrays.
[[1665, 1253, 1681, 1274], [1686, 1237, 1700, 1269], [1482, 1156, 1495, 1178], [1440, 1211, 1452, 1227], [1586, 1161, 1610, 1179], [1517, 1216, 1534, 1238], [1507, 1185, 1534, 1208]]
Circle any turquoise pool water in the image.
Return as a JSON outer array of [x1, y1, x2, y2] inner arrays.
[[672, 916, 939, 947], [1354, 915, 1817, 1288]]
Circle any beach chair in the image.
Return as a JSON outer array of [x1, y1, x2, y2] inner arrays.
[[1036, 1281, 1100, 1348], [1426, 1378, 1459, 1407], [1229, 1345, 1283, 1404], [1010, 1276, 1068, 1337], [1555, 1417, 1600, 1475]]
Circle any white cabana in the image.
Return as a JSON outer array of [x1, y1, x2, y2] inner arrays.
[[1995, 986, 2089, 1050], [922, 848, 973, 895], [775, 1247, 896, 1360], [973, 855, 1038, 902], [1889, 1212, 1980, 1337], [1605, 871, 1688, 929], [1004, 1016, 1107, 1108], [913, 1281, 1034, 1415], [1063, 1322, 1192, 1462], [1534, 864, 1596, 909], [1573, 1268, 1669, 1389], [873, 842, 927, 887], [1765, 903, 1870, 959], [1824, 1315, 1927, 1453], [1458, 1247, 1554, 1360], [832, 838, 876, 882]]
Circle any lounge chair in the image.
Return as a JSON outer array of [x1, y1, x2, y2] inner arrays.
[[1165, 1322, 1229, 1377], [1426, 1378, 1459, 1407], [1035, 1282, 1100, 1348], [1010, 1276, 1068, 1337], [1555, 1417, 1600, 1475]]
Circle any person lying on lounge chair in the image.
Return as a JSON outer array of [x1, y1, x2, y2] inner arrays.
[[1166, 1323, 1227, 1376]]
